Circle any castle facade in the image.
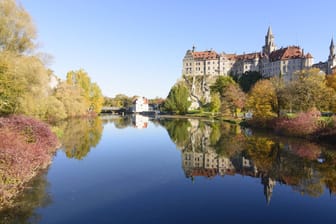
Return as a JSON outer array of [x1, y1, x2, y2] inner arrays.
[[183, 27, 336, 80]]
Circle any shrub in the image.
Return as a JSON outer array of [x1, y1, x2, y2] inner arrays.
[[274, 108, 321, 137], [0, 115, 59, 209]]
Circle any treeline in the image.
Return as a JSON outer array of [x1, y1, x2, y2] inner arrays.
[[164, 68, 336, 116], [0, 0, 103, 122], [104, 94, 164, 108]]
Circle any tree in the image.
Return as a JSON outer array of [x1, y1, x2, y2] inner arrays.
[[326, 72, 336, 91], [209, 92, 220, 113], [210, 76, 235, 96], [286, 68, 336, 112], [164, 82, 191, 114], [211, 76, 245, 117], [66, 69, 104, 114], [237, 71, 262, 93], [0, 0, 36, 53], [0, 52, 50, 117], [247, 79, 278, 120], [222, 84, 246, 117], [54, 82, 88, 117]]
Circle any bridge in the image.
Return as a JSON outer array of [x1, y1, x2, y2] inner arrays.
[[100, 107, 125, 114]]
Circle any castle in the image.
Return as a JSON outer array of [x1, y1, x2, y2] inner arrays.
[[183, 26, 336, 80]]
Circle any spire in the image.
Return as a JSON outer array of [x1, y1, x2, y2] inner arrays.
[[330, 37, 334, 49], [330, 37, 334, 47], [330, 37, 335, 59], [267, 26, 273, 36], [263, 26, 276, 55]]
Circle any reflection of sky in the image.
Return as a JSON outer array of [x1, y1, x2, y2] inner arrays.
[[37, 120, 336, 224]]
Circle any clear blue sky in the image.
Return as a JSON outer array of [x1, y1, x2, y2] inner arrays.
[[20, 0, 336, 98]]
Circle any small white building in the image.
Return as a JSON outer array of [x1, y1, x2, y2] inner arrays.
[[132, 97, 149, 113]]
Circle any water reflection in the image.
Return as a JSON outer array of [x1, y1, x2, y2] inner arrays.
[[54, 117, 103, 159], [101, 114, 148, 129], [159, 118, 336, 203], [0, 170, 51, 224]]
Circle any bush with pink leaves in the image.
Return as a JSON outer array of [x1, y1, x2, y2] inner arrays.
[[0, 115, 59, 209], [275, 108, 321, 137]]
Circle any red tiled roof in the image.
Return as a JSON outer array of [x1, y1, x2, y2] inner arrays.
[[269, 46, 310, 61], [190, 168, 218, 178], [236, 52, 261, 60], [133, 97, 148, 104], [222, 53, 237, 60], [192, 51, 218, 60]]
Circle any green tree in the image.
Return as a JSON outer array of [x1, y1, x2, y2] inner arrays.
[[0, 0, 36, 53], [164, 82, 191, 114], [210, 76, 235, 96], [237, 71, 262, 93], [209, 92, 220, 113]]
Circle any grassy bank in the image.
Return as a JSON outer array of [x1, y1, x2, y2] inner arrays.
[[0, 115, 59, 210]]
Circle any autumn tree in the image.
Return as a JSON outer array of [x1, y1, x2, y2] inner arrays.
[[164, 82, 191, 114], [326, 72, 336, 91], [211, 76, 245, 116], [247, 79, 278, 120], [54, 82, 88, 117], [0, 51, 52, 117], [66, 69, 104, 114], [222, 84, 246, 117], [286, 68, 336, 112], [0, 0, 36, 53]]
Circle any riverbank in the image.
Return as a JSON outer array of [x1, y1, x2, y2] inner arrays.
[[158, 110, 336, 144], [158, 112, 241, 124], [0, 115, 59, 210]]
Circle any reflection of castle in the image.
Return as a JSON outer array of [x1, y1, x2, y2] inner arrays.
[[132, 114, 149, 129], [182, 149, 275, 204]]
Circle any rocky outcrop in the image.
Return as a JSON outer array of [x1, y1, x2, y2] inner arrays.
[[181, 75, 218, 109]]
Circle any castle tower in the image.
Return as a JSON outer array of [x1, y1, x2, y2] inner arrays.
[[262, 26, 277, 55], [328, 37, 336, 74]]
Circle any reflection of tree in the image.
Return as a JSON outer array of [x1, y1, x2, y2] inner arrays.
[[55, 117, 103, 160], [213, 122, 245, 158], [0, 170, 51, 224], [113, 116, 132, 129], [160, 119, 191, 149]]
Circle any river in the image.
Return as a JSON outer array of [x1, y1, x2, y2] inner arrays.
[[1, 114, 336, 223]]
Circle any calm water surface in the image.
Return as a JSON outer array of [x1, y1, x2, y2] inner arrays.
[[1, 115, 336, 223]]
